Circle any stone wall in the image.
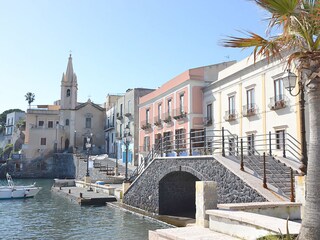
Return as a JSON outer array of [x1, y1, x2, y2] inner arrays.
[[0, 153, 76, 179], [123, 157, 266, 214]]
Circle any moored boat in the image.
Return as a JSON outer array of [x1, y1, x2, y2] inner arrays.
[[0, 173, 42, 200]]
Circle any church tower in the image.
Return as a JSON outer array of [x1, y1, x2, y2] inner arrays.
[[60, 54, 78, 109]]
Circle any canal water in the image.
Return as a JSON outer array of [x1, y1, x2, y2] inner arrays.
[[0, 179, 168, 240]]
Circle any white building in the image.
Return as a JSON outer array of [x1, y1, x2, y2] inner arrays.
[[203, 55, 307, 162]]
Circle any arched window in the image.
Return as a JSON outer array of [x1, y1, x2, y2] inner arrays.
[[66, 89, 71, 97], [66, 119, 69, 126]]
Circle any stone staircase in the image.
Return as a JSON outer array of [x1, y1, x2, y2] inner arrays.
[[242, 154, 299, 198]]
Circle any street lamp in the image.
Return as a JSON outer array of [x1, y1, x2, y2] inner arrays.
[[123, 126, 132, 181], [282, 69, 308, 175], [74, 130, 77, 153], [85, 133, 93, 177]]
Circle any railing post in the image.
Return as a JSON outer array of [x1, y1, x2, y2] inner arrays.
[[290, 168, 295, 202], [236, 135, 239, 157], [263, 152, 268, 189], [160, 138, 163, 157], [204, 129, 207, 155], [240, 138, 244, 171], [189, 130, 192, 156], [282, 131, 286, 158], [222, 127, 225, 157], [269, 131, 272, 156]]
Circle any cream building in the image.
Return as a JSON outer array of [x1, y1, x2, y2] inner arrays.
[[203, 54, 308, 161], [23, 55, 106, 159]]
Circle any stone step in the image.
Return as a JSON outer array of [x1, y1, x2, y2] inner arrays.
[[206, 209, 301, 240]]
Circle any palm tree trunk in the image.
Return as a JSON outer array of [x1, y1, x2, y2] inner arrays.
[[298, 80, 320, 239]]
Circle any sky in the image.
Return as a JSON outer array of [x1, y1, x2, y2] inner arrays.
[[0, 0, 270, 114]]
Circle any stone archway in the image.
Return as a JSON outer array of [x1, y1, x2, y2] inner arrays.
[[159, 171, 200, 218]]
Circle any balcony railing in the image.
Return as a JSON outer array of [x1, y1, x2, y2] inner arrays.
[[224, 110, 237, 122], [163, 112, 172, 123], [242, 104, 257, 117], [154, 116, 162, 127], [124, 112, 132, 118], [141, 120, 152, 130], [173, 107, 187, 120], [268, 95, 288, 110], [116, 113, 123, 120], [203, 117, 213, 126]]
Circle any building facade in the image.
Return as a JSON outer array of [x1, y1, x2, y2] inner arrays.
[[138, 62, 235, 162], [203, 55, 307, 161], [23, 55, 106, 159]]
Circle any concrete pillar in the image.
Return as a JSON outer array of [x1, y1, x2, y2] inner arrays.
[[196, 181, 217, 228], [122, 182, 131, 195], [295, 175, 306, 218]]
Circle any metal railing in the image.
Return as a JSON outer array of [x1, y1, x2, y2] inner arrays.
[[131, 127, 300, 199]]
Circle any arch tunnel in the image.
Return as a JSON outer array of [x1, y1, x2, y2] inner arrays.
[[158, 171, 200, 218]]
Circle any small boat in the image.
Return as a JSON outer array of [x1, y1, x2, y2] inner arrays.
[[0, 173, 42, 199]]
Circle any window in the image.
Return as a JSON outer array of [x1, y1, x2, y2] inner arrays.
[[85, 118, 91, 128], [40, 138, 46, 145], [66, 89, 71, 97], [127, 100, 131, 113], [38, 121, 44, 127], [175, 128, 186, 152], [276, 130, 285, 149], [247, 88, 255, 110], [163, 131, 173, 152], [120, 123, 123, 138], [180, 94, 184, 113], [228, 96, 235, 114], [274, 79, 284, 102], [158, 104, 162, 121], [48, 121, 54, 128], [168, 99, 172, 116], [146, 109, 150, 124], [66, 119, 69, 126], [120, 104, 123, 116], [143, 136, 150, 152], [247, 134, 255, 156], [207, 104, 212, 121]]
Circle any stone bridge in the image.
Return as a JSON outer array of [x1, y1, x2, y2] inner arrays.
[[123, 156, 267, 218]]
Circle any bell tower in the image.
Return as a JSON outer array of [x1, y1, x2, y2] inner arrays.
[[60, 54, 78, 109]]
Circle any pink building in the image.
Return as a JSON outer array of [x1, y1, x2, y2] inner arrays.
[[138, 62, 235, 161]]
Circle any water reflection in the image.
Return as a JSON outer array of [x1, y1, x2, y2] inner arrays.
[[0, 179, 168, 240]]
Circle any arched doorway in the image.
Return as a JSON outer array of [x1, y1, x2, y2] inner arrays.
[[65, 138, 69, 150], [159, 171, 200, 218]]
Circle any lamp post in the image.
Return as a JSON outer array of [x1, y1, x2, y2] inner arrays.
[[74, 130, 77, 153], [282, 69, 308, 175], [85, 133, 93, 177], [123, 126, 132, 181]]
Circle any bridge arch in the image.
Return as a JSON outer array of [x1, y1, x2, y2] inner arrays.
[[159, 170, 200, 218]]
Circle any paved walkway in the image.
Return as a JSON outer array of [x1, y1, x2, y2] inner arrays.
[[150, 226, 240, 240]]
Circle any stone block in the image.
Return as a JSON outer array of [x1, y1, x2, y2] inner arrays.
[[196, 181, 217, 228]]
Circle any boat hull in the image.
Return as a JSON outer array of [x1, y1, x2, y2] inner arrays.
[[0, 186, 42, 200]]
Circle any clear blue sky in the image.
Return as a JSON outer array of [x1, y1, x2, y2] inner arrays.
[[0, 0, 269, 113]]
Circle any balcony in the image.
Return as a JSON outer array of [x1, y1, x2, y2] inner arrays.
[[242, 104, 257, 117], [124, 112, 132, 118], [116, 113, 123, 121], [173, 107, 187, 120], [269, 95, 288, 110], [163, 112, 172, 123], [154, 116, 162, 127], [104, 124, 115, 131], [224, 110, 237, 122], [141, 120, 152, 130], [115, 133, 123, 140], [203, 117, 213, 126]]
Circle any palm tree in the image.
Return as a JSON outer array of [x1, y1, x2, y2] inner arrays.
[[222, 0, 320, 239], [25, 92, 35, 109]]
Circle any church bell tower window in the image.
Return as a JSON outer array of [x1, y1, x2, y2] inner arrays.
[[66, 89, 71, 97]]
